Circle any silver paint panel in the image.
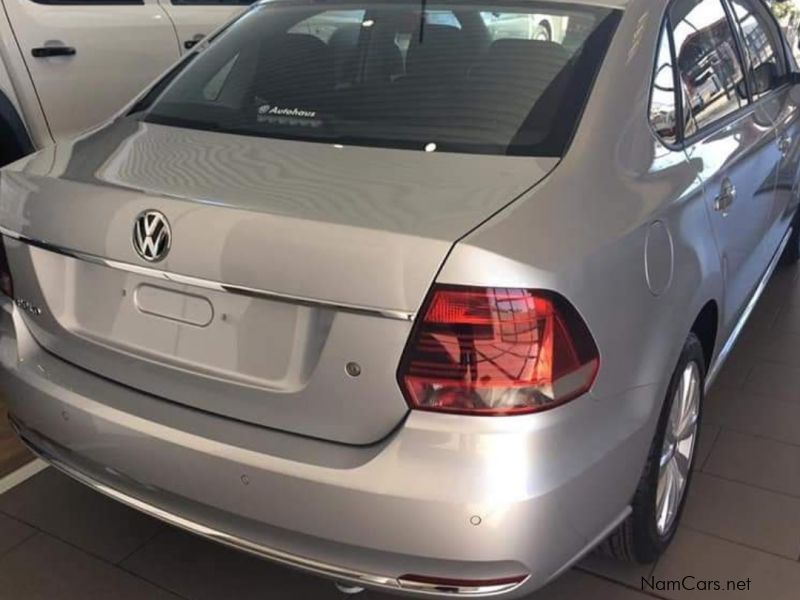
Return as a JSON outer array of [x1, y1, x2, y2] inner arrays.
[[10, 416, 528, 598], [1, 0, 800, 595]]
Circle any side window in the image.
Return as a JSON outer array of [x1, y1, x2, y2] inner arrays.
[[669, 0, 749, 136], [650, 24, 679, 144], [729, 0, 786, 99]]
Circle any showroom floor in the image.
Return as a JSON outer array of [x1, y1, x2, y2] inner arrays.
[[3, 266, 800, 599], [0, 396, 28, 479]]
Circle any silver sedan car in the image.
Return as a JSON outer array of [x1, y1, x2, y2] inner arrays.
[[1, 0, 799, 596]]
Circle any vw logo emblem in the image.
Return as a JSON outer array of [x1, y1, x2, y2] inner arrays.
[[133, 210, 171, 262]]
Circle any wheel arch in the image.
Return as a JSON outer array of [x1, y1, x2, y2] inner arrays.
[[690, 300, 719, 372]]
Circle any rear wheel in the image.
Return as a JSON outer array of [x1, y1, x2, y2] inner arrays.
[[604, 334, 704, 562]]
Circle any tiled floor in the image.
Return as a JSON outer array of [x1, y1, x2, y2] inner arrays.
[[3, 266, 800, 599], [0, 394, 29, 478]]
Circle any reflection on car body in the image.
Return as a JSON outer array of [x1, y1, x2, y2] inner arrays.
[[2, 0, 800, 597]]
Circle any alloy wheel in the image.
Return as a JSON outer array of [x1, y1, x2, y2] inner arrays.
[[655, 361, 700, 535]]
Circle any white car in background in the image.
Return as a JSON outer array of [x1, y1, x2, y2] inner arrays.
[[481, 11, 569, 42], [0, 0, 251, 167]]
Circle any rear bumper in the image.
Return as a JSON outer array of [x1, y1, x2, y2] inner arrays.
[[0, 299, 659, 597], [10, 417, 532, 597]]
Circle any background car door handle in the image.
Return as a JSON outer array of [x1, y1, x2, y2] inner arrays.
[[31, 46, 76, 58], [714, 179, 736, 214], [184, 34, 205, 50]]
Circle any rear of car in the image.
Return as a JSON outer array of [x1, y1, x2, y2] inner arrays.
[[0, 1, 656, 596]]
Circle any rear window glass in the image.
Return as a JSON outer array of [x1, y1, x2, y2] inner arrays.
[[139, 1, 620, 157]]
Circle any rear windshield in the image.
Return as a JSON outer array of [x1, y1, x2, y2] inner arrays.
[[139, 0, 620, 156]]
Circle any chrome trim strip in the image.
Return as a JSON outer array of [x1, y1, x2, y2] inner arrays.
[[397, 577, 530, 596], [705, 227, 793, 391], [9, 416, 529, 598], [0, 226, 415, 322]]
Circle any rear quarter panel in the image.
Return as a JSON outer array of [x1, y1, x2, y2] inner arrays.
[[437, 0, 723, 537]]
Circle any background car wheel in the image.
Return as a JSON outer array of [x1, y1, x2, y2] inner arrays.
[[603, 333, 704, 563]]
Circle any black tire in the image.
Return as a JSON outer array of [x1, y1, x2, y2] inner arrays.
[[780, 213, 800, 266], [602, 333, 705, 563]]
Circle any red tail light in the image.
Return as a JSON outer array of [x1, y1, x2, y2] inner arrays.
[[398, 286, 599, 416], [0, 237, 13, 298]]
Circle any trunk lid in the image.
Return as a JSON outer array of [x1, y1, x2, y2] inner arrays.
[[0, 120, 557, 444]]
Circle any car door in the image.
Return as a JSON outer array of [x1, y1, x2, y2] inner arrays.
[[728, 0, 800, 248], [670, 0, 780, 337], [2, 0, 180, 141], [156, 0, 252, 55]]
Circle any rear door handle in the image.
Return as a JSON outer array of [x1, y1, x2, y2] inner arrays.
[[714, 178, 736, 214], [779, 134, 793, 157], [31, 46, 76, 58]]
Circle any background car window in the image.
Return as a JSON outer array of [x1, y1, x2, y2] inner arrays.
[[729, 0, 786, 99], [669, 0, 748, 137], [650, 24, 679, 144]]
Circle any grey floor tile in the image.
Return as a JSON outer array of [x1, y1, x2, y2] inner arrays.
[[742, 362, 800, 403], [704, 388, 800, 446], [710, 353, 753, 390], [770, 302, 800, 335], [704, 430, 800, 497], [744, 330, 800, 370], [0, 533, 178, 600], [742, 299, 781, 332], [122, 527, 341, 600], [0, 469, 161, 563], [683, 473, 800, 558], [652, 528, 800, 599], [759, 267, 800, 309], [526, 569, 652, 599], [694, 422, 719, 470], [0, 512, 34, 557], [578, 551, 655, 587]]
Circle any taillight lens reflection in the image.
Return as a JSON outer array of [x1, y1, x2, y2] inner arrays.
[[398, 286, 599, 416]]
